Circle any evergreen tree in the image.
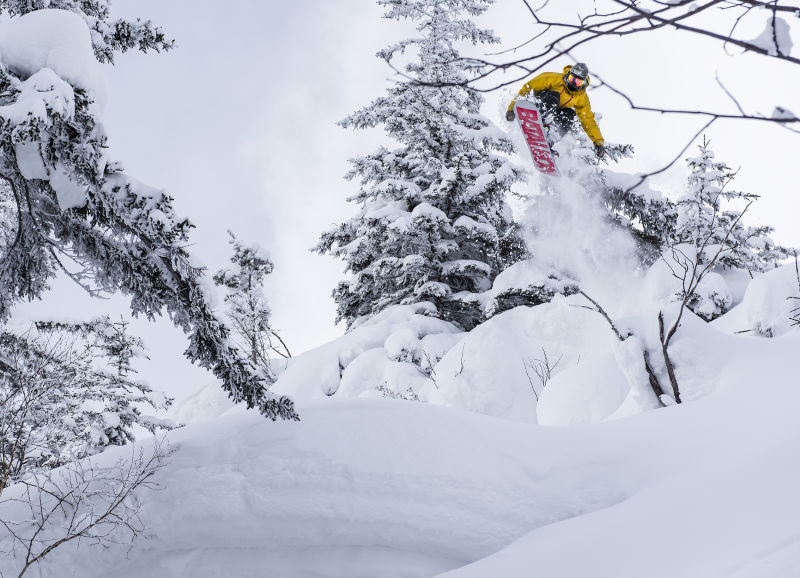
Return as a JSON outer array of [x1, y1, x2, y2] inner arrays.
[[672, 140, 789, 272], [0, 9, 295, 419], [664, 140, 790, 319], [99, 316, 146, 377], [316, 0, 526, 331], [214, 231, 290, 380], [0, 0, 173, 63]]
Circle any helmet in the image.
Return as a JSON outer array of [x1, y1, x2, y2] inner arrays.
[[564, 62, 589, 92]]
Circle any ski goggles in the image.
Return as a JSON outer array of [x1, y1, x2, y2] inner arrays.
[[567, 74, 586, 88]]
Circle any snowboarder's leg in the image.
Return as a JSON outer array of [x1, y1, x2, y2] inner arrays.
[[534, 90, 576, 142], [554, 107, 577, 134], [534, 90, 560, 124]]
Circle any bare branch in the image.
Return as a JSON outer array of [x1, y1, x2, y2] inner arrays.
[[578, 290, 667, 404], [1, 441, 171, 577]]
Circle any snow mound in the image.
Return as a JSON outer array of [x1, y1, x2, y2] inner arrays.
[[640, 247, 753, 321], [437, 333, 800, 578], [537, 355, 629, 426], [431, 296, 623, 423], [272, 303, 462, 402], [0, 9, 106, 104], [715, 264, 800, 337]]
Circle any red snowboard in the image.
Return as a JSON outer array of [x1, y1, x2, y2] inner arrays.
[[515, 100, 559, 177]]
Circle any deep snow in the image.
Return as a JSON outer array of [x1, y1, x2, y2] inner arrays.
[[3, 321, 799, 577]]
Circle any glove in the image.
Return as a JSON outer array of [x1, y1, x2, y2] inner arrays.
[[594, 143, 605, 158], [506, 109, 516, 122]]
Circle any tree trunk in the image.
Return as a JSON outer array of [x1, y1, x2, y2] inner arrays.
[[658, 312, 682, 404]]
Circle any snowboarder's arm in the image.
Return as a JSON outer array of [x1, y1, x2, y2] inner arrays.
[[574, 102, 604, 145], [507, 73, 557, 112]]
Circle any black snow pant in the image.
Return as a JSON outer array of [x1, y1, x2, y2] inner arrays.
[[534, 90, 577, 134]]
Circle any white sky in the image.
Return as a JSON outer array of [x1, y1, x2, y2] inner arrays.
[[12, 1, 800, 406]]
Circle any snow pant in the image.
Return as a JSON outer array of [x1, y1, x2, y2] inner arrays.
[[535, 90, 577, 134]]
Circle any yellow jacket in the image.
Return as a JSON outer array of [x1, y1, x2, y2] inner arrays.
[[508, 66, 604, 145]]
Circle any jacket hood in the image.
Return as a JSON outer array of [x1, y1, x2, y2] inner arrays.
[[562, 65, 573, 74]]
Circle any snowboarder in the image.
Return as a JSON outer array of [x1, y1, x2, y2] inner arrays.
[[506, 63, 605, 158]]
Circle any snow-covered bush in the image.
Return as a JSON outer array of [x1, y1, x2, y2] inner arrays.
[[429, 296, 658, 423], [273, 303, 463, 402], [662, 141, 790, 320], [484, 258, 578, 317], [0, 319, 173, 487], [714, 263, 800, 338], [1, 439, 170, 578], [622, 141, 791, 332]]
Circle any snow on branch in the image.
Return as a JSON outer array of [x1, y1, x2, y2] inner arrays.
[[0, 0, 174, 64], [0, 10, 296, 420]]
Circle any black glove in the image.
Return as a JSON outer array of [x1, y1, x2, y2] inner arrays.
[[506, 109, 516, 122], [594, 143, 605, 158]]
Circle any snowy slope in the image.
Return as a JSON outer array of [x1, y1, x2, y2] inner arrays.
[[3, 325, 799, 578], [440, 334, 800, 578]]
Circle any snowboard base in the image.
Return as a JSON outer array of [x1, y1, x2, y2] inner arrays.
[[515, 100, 559, 177]]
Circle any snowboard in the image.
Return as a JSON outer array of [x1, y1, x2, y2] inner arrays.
[[514, 99, 559, 177]]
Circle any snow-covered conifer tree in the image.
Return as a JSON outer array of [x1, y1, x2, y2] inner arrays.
[[316, 0, 526, 331], [0, 9, 295, 419], [214, 232, 290, 380], [664, 140, 790, 319], [673, 140, 788, 272], [97, 316, 145, 377]]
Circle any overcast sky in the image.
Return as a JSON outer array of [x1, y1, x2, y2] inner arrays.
[[12, 1, 800, 406]]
